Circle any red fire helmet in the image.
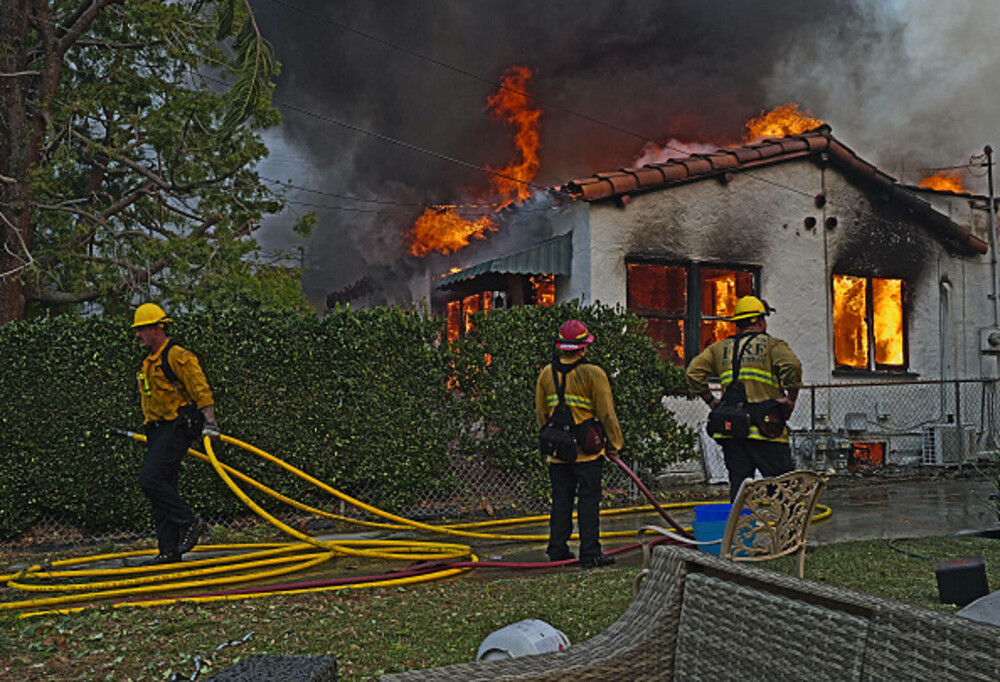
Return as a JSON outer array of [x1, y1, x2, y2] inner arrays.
[[555, 319, 595, 351]]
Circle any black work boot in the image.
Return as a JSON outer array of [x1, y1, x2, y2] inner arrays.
[[579, 554, 615, 569], [177, 517, 208, 555], [547, 550, 576, 562], [139, 552, 182, 566]]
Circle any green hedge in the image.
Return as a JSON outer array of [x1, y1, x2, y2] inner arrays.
[[0, 303, 694, 540]]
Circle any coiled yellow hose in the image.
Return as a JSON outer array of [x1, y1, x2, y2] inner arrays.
[[1, 432, 831, 617]]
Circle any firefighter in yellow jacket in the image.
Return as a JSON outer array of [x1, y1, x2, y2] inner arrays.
[[686, 296, 802, 501], [132, 303, 218, 565], [536, 319, 623, 568]]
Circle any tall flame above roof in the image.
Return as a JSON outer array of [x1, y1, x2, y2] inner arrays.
[[918, 170, 966, 193], [407, 66, 542, 257], [742, 103, 825, 143]]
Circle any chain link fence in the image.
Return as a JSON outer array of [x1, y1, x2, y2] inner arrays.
[[0, 446, 649, 554], [6, 379, 998, 552], [788, 378, 1000, 474], [669, 378, 1000, 482]]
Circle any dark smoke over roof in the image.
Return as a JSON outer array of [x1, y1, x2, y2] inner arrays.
[[249, 0, 1000, 309]]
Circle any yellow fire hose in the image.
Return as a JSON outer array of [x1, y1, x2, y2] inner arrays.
[[1, 432, 831, 617]]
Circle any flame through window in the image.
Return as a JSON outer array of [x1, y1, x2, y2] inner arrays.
[[445, 276, 554, 342], [833, 274, 905, 370], [627, 261, 756, 364]]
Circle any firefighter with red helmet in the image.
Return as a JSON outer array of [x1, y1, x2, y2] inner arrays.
[[535, 319, 623, 568], [686, 296, 802, 501]]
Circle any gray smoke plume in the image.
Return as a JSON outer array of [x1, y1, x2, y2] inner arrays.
[[250, 0, 1000, 309]]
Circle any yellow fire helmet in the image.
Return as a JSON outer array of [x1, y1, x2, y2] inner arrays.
[[730, 295, 774, 322], [131, 302, 172, 328]]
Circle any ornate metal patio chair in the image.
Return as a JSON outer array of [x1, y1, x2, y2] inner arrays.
[[637, 469, 828, 589]]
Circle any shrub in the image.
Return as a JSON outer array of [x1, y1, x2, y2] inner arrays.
[[0, 303, 695, 539]]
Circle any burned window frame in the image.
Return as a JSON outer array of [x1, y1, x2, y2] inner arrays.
[[626, 257, 760, 365], [831, 273, 909, 373], [442, 275, 555, 342], [446, 292, 494, 342]]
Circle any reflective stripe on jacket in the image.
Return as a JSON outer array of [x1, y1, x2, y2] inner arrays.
[[535, 354, 624, 463], [138, 339, 214, 424], [686, 333, 802, 443]]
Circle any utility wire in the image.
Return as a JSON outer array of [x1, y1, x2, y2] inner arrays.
[[262, 0, 663, 147], [14, 2, 987, 235], [262, 176, 547, 210], [259, 0, 1000, 214], [277, 100, 570, 199]]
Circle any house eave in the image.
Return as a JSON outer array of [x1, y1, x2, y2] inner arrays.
[[561, 127, 988, 258]]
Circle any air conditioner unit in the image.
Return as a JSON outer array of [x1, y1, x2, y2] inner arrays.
[[921, 425, 975, 465]]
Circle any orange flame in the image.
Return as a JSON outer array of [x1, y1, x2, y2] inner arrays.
[[918, 170, 965, 193], [833, 274, 904, 368], [408, 66, 542, 257], [743, 103, 825, 143], [531, 274, 555, 306], [486, 66, 541, 202], [872, 278, 903, 366], [833, 274, 868, 368], [411, 210, 495, 257]]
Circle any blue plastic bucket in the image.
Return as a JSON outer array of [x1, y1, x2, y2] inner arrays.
[[691, 519, 727, 555], [694, 503, 734, 523], [692, 504, 751, 555]]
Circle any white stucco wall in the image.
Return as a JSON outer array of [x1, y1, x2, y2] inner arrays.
[[564, 158, 995, 390], [555, 161, 1000, 467]]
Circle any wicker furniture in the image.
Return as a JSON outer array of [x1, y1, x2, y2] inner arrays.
[[639, 469, 827, 578], [380, 545, 1000, 681]]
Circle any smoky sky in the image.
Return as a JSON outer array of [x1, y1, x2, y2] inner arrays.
[[248, 0, 1000, 308]]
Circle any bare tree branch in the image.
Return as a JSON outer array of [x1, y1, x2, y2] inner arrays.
[[1, 220, 35, 280], [55, 0, 118, 56], [69, 128, 171, 189]]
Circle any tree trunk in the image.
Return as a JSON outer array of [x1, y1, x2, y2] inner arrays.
[[0, 0, 34, 322]]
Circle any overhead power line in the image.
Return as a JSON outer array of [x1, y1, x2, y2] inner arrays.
[[277, 101, 569, 199], [261, 176, 560, 212], [262, 0, 664, 147]]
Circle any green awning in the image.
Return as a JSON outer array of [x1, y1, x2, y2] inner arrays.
[[436, 233, 572, 290]]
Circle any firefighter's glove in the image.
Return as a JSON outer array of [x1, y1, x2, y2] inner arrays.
[[203, 420, 221, 442], [777, 397, 796, 419]]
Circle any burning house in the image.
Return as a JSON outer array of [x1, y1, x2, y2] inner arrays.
[[433, 124, 1000, 470]]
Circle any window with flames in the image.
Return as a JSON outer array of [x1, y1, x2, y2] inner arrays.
[[445, 274, 555, 342], [627, 261, 757, 365], [832, 274, 906, 371]]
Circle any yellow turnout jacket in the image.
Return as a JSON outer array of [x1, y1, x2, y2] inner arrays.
[[536, 354, 624, 463], [686, 333, 801, 443]]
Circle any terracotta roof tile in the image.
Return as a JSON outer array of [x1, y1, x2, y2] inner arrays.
[[774, 138, 810, 154], [657, 163, 690, 183], [731, 147, 763, 163], [751, 142, 786, 160], [804, 135, 829, 152], [598, 171, 639, 195], [633, 167, 666, 186], [566, 177, 613, 202], [704, 152, 739, 171], [558, 127, 987, 256], [678, 157, 713, 175]]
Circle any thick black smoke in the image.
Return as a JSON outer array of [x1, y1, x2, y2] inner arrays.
[[249, 0, 999, 309]]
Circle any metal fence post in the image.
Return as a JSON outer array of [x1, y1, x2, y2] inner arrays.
[[809, 386, 817, 469], [955, 379, 964, 474]]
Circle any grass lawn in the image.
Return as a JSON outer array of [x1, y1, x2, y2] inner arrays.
[[2, 535, 999, 681]]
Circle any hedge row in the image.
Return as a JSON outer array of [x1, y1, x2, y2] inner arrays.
[[0, 303, 694, 539]]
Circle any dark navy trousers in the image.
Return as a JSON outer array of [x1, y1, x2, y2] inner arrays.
[[140, 421, 196, 554], [720, 438, 794, 501], [548, 457, 604, 562]]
